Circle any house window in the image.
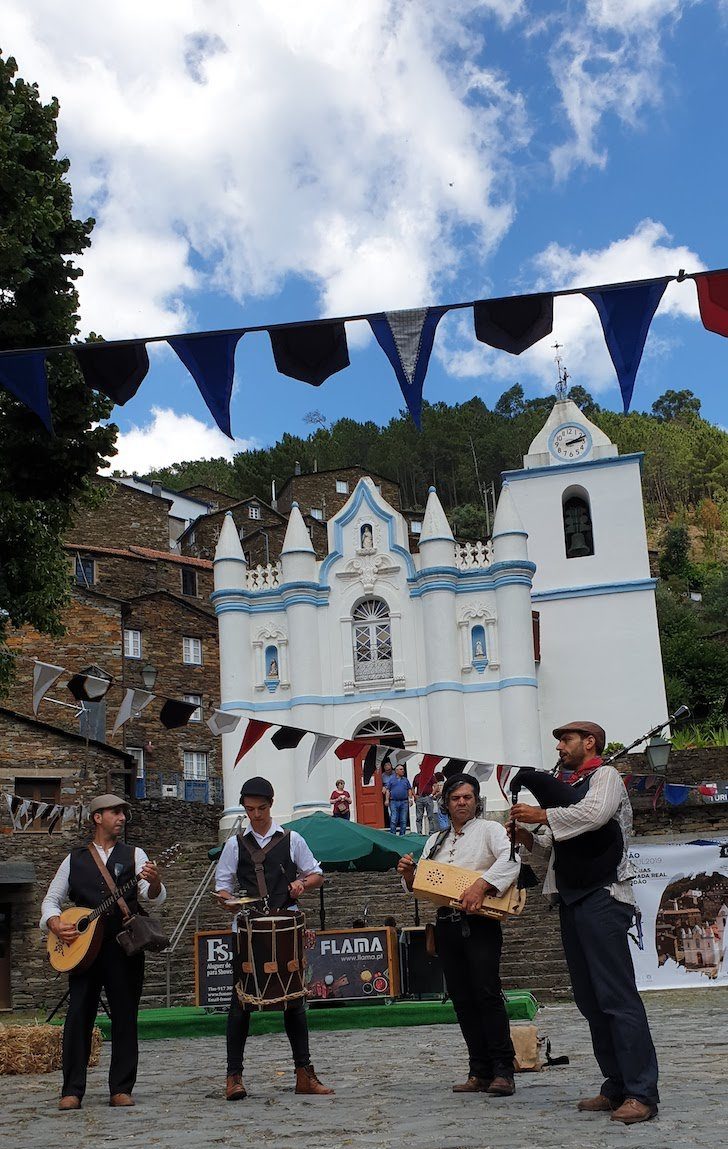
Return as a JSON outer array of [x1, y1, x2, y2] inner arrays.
[[123, 628, 142, 659], [310, 508, 323, 521], [75, 556, 95, 586], [184, 693, 203, 722], [336, 480, 349, 495], [13, 778, 62, 833], [249, 505, 261, 520], [183, 636, 203, 665], [183, 751, 208, 780], [562, 489, 594, 559], [127, 748, 145, 780], [181, 568, 198, 596], [352, 598, 393, 682], [410, 521, 422, 535]]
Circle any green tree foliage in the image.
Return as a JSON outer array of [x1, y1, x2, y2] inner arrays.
[[651, 388, 701, 422], [656, 584, 728, 723], [0, 52, 116, 688]]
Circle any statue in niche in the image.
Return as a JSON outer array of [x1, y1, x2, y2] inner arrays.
[[268, 658, 279, 679], [361, 524, 374, 550], [474, 639, 484, 657]]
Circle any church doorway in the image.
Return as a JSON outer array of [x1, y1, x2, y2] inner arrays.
[[352, 719, 405, 828]]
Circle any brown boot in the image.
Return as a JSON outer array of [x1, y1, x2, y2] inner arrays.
[[452, 1076, 492, 1093], [58, 1095, 82, 1111], [225, 1074, 247, 1101], [294, 1064, 334, 1095], [610, 1098, 657, 1124], [109, 1093, 135, 1107], [487, 1076, 515, 1097], [578, 1094, 620, 1112]]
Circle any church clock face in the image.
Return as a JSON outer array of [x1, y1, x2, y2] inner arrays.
[[549, 423, 591, 462]]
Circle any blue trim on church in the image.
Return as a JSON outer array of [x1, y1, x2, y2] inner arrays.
[[219, 676, 538, 713], [531, 577, 657, 602], [319, 480, 417, 584], [501, 452, 644, 482]]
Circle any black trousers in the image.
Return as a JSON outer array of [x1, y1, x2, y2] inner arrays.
[[436, 912, 514, 1080], [62, 937, 144, 1099], [559, 888, 659, 1107], [226, 944, 311, 1073]]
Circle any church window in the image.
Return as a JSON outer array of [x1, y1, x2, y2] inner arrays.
[[562, 489, 594, 559], [352, 598, 393, 682]]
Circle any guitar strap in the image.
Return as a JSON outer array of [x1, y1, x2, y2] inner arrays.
[[89, 845, 133, 920]]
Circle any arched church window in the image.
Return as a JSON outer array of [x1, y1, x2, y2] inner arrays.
[[562, 489, 594, 559], [352, 598, 393, 682]]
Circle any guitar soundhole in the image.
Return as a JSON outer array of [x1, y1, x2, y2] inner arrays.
[[77, 917, 90, 934]]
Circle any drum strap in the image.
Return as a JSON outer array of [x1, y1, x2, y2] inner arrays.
[[238, 830, 290, 900]]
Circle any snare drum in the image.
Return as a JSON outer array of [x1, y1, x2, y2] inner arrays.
[[235, 910, 308, 1011]]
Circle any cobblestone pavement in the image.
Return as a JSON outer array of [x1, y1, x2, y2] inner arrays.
[[3, 991, 727, 1149]]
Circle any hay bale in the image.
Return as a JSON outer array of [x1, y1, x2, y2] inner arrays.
[[0, 1023, 102, 1075]]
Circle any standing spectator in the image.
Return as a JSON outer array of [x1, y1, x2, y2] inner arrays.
[[381, 760, 394, 828], [412, 767, 438, 835], [386, 764, 413, 836], [330, 779, 352, 820], [432, 772, 450, 830]]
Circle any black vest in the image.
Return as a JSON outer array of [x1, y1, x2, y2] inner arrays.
[[553, 775, 624, 906], [235, 830, 297, 912], [68, 842, 138, 937]]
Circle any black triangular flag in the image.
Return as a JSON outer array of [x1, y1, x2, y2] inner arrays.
[[159, 699, 199, 729], [270, 726, 307, 750], [474, 294, 553, 355], [74, 342, 150, 405], [269, 322, 350, 386]]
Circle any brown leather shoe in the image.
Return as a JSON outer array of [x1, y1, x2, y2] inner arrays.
[[58, 1095, 81, 1111], [226, 1073, 247, 1101], [109, 1093, 135, 1107], [452, 1076, 492, 1093], [610, 1098, 657, 1124], [578, 1094, 620, 1112], [294, 1064, 334, 1095], [487, 1076, 515, 1096]]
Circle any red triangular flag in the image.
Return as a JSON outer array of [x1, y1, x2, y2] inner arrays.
[[417, 754, 443, 790], [235, 719, 271, 764], [694, 271, 728, 337], [334, 739, 369, 760]]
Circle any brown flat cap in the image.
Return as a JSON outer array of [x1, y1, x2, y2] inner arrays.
[[89, 793, 132, 819], [552, 721, 606, 754]]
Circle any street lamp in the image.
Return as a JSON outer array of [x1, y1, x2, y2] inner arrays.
[[645, 736, 671, 774], [141, 662, 158, 690]]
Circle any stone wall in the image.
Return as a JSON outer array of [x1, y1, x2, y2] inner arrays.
[[276, 468, 402, 520], [65, 477, 172, 553]]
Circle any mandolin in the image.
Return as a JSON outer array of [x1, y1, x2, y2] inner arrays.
[[47, 842, 181, 973]]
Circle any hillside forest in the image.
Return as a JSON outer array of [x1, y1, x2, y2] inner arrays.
[[142, 384, 728, 737]]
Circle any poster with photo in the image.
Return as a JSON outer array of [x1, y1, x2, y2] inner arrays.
[[629, 839, 728, 991]]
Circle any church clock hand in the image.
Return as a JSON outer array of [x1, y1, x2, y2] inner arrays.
[[565, 435, 585, 446]]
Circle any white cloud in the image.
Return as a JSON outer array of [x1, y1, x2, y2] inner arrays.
[[100, 407, 255, 475], [437, 220, 705, 398], [4, 0, 530, 335], [546, 1, 691, 179]]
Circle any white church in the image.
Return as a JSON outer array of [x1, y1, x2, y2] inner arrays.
[[212, 399, 667, 828]]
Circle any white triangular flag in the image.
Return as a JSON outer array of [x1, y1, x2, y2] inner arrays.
[[32, 661, 65, 714], [112, 688, 155, 735], [207, 709, 243, 737], [62, 805, 77, 825], [308, 733, 338, 777]]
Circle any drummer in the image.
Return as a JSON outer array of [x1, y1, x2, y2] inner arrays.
[[215, 776, 334, 1100]]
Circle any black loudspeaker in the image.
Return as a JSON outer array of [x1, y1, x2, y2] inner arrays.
[[399, 927, 446, 998]]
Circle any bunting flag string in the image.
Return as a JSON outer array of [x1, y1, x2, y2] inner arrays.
[[3, 265, 721, 431], [4, 792, 89, 833]]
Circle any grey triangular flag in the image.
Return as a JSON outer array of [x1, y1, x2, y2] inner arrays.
[[374, 746, 391, 767], [387, 749, 416, 768], [308, 733, 338, 777], [112, 688, 155, 735], [62, 805, 77, 825], [33, 661, 65, 714], [207, 709, 243, 737]]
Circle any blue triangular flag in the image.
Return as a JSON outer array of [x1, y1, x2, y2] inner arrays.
[[584, 279, 668, 412], [663, 784, 691, 807], [369, 306, 448, 427], [168, 332, 242, 438], [0, 350, 53, 432]]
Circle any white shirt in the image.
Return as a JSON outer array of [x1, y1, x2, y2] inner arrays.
[[521, 765, 637, 906], [417, 817, 520, 896], [215, 821, 322, 922], [40, 843, 167, 931]]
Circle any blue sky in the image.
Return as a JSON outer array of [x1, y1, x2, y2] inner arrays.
[[5, 1, 728, 471]]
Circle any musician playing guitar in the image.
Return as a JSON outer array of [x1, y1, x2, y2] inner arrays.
[[40, 793, 166, 1111]]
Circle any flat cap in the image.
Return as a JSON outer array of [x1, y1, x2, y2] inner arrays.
[[239, 776, 275, 801], [89, 793, 132, 819], [552, 721, 606, 754]]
